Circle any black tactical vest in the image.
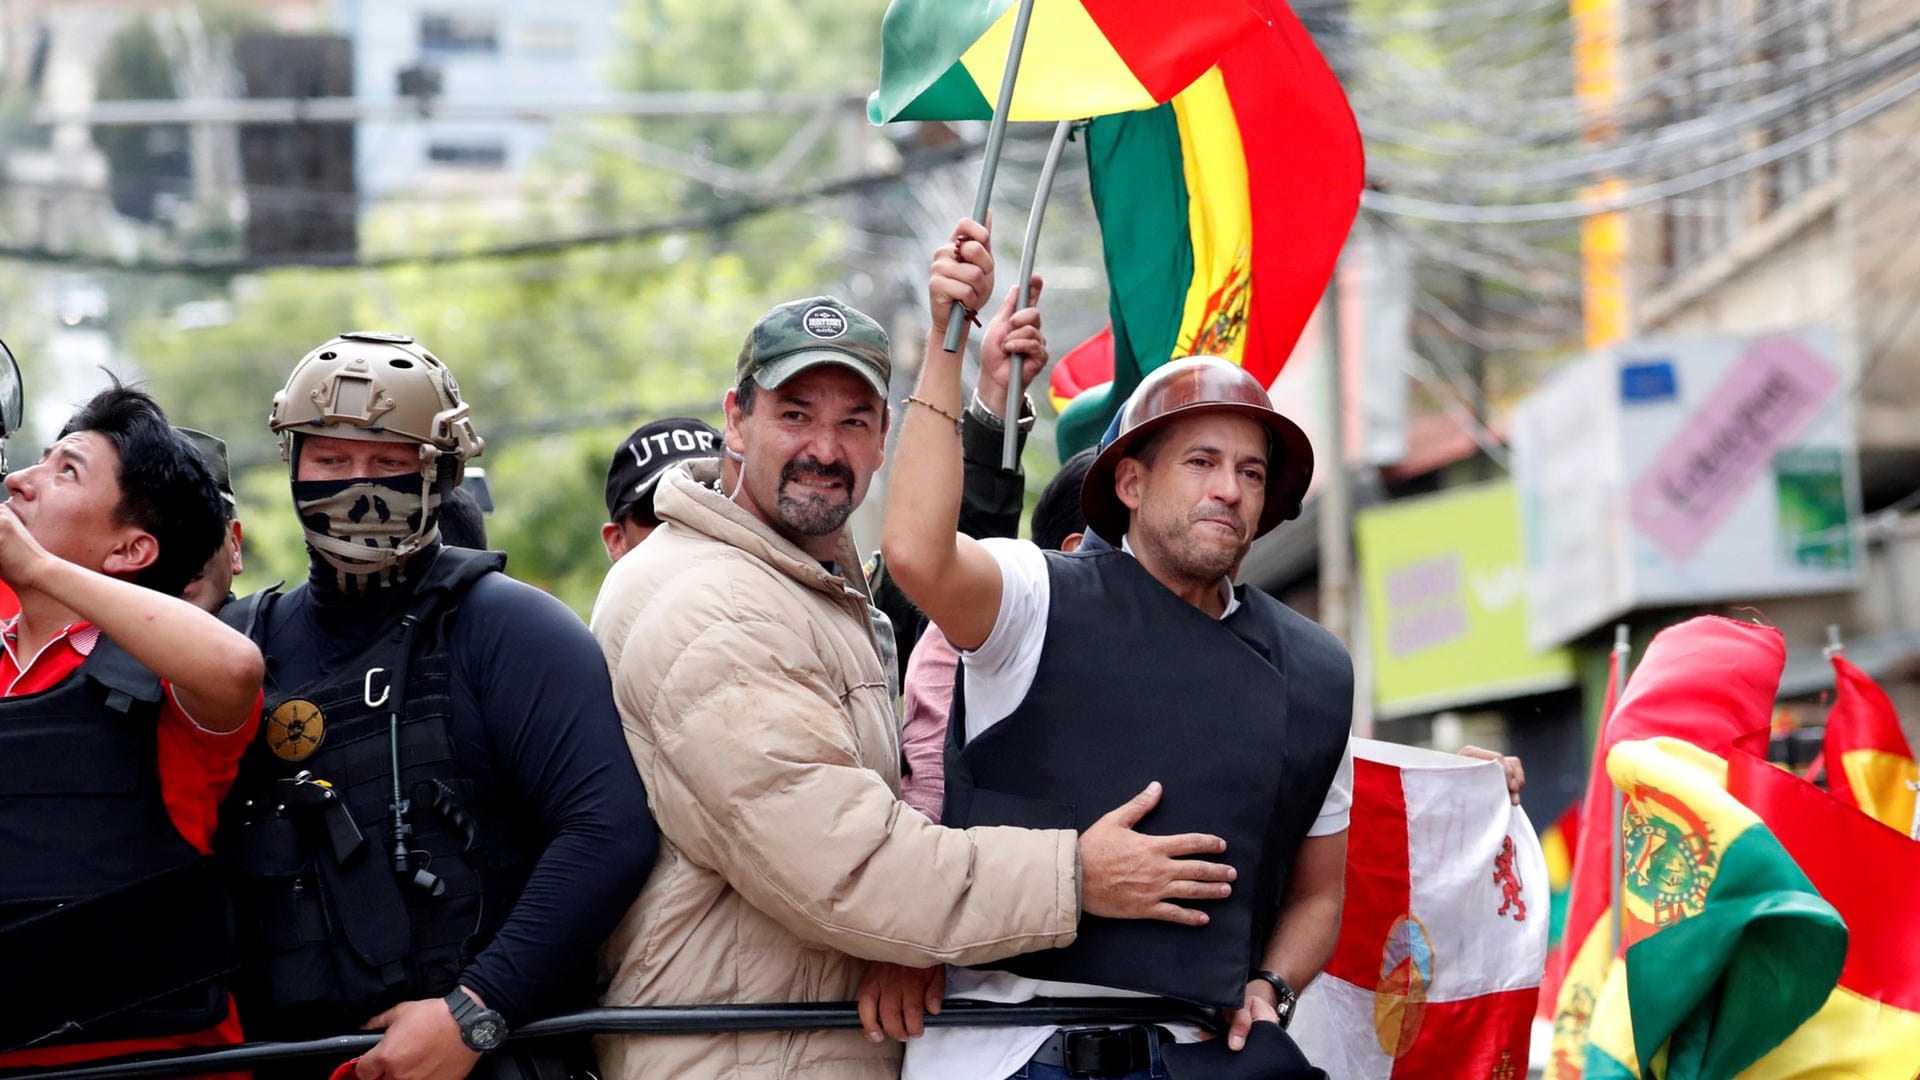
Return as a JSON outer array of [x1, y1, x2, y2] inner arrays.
[[943, 549, 1352, 1010], [221, 548, 529, 1038], [0, 635, 234, 1051]]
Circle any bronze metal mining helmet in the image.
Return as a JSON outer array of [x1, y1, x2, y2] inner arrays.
[[1080, 356, 1315, 544]]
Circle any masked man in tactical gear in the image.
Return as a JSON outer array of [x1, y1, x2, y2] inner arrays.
[[0, 385, 264, 1070], [883, 218, 1351, 1080], [219, 332, 658, 1080]]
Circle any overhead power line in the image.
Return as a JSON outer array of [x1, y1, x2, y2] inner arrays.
[[0, 141, 981, 273], [32, 90, 868, 127], [1364, 18, 1920, 194], [1362, 61, 1920, 223]]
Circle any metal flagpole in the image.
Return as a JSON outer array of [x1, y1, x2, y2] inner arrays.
[[1001, 118, 1074, 469], [943, 0, 1039, 355], [1608, 623, 1630, 957]]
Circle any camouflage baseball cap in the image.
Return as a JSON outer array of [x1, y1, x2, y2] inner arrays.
[[177, 427, 235, 510], [737, 296, 891, 399]]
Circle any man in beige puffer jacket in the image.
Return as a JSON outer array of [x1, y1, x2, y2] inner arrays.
[[590, 276, 1238, 1080]]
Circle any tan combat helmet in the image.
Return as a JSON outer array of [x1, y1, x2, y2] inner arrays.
[[270, 331, 483, 575], [270, 330, 482, 463]]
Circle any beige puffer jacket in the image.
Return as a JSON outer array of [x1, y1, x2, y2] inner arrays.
[[590, 461, 1079, 1080]]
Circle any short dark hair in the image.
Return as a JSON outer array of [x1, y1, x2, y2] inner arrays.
[[1123, 428, 1166, 470], [59, 385, 226, 595], [438, 485, 489, 549], [1033, 448, 1098, 551]]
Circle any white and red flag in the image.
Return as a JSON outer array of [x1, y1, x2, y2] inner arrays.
[[1290, 740, 1548, 1078]]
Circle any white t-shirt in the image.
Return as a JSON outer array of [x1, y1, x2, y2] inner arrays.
[[901, 537, 1354, 1080]]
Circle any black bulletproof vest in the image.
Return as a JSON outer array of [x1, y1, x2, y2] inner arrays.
[[943, 549, 1352, 1009], [221, 548, 528, 1038], [0, 635, 234, 1051]]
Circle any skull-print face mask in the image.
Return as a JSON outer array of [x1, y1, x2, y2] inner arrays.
[[291, 473, 441, 591]]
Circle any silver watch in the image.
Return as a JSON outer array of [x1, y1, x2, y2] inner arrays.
[[1253, 970, 1298, 1029]]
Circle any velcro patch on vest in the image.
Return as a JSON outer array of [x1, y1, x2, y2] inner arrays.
[[268, 698, 326, 762]]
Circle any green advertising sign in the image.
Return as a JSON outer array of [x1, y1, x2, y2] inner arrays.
[[1357, 480, 1576, 718]]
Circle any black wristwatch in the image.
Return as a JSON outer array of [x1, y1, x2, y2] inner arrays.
[[1252, 970, 1298, 1029], [444, 987, 507, 1052]]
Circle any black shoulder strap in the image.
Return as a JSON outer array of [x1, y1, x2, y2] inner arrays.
[[83, 634, 166, 718], [380, 546, 505, 724], [405, 547, 505, 618], [219, 582, 285, 649]]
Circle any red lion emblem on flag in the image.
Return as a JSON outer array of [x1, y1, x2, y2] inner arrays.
[[1493, 836, 1527, 921]]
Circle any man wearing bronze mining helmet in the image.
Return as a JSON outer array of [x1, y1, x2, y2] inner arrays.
[[885, 218, 1350, 1080]]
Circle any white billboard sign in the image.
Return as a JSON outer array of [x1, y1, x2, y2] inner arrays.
[[1511, 326, 1859, 649]]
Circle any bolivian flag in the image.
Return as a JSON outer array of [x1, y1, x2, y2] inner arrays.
[[868, 0, 1258, 124], [1725, 747, 1920, 1078], [1823, 654, 1919, 834], [1053, 0, 1363, 458], [1582, 737, 1848, 1080], [1546, 619, 1785, 1080]]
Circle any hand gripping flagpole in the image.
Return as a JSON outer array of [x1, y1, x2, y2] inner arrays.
[[943, 0, 1039, 356], [1001, 118, 1074, 469]]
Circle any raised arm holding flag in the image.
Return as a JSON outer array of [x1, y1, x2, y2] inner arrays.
[[870, 0, 1266, 465], [884, 216, 1350, 1079]]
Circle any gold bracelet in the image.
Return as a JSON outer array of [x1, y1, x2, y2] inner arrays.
[[904, 394, 964, 435]]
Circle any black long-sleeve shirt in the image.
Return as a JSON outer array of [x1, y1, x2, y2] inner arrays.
[[258, 564, 658, 1026]]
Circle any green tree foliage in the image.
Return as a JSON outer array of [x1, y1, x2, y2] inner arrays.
[[127, 0, 904, 613]]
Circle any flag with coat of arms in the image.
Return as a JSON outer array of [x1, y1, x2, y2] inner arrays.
[[1289, 739, 1549, 1078], [1546, 618, 1783, 1078], [1577, 618, 1920, 1079]]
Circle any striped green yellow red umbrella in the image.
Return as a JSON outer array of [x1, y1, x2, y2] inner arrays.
[[868, 0, 1260, 124]]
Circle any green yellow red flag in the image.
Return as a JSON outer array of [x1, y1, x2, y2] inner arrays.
[[1823, 654, 1919, 835], [1545, 618, 1782, 1080], [868, 0, 1258, 124], [1583, 738, 1920, 1079], [1725, 746, 1920, 1078], [1556, 617, 1920, 1079], [1580, 738, 1847, 1079], [1051, 0, 1362, 458]]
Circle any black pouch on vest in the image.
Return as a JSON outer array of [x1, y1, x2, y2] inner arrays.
[[0, 862, 235, 1051], [231, 809, 408, 1024], [1160, 1023, 1327, 1080]]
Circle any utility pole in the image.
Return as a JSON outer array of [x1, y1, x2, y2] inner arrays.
[[1318, 263, 1353, 646], [1463, 270, 1493, 482]]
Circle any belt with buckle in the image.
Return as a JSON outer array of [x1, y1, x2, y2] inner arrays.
[[1028, 1026, 1166, 1077]]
